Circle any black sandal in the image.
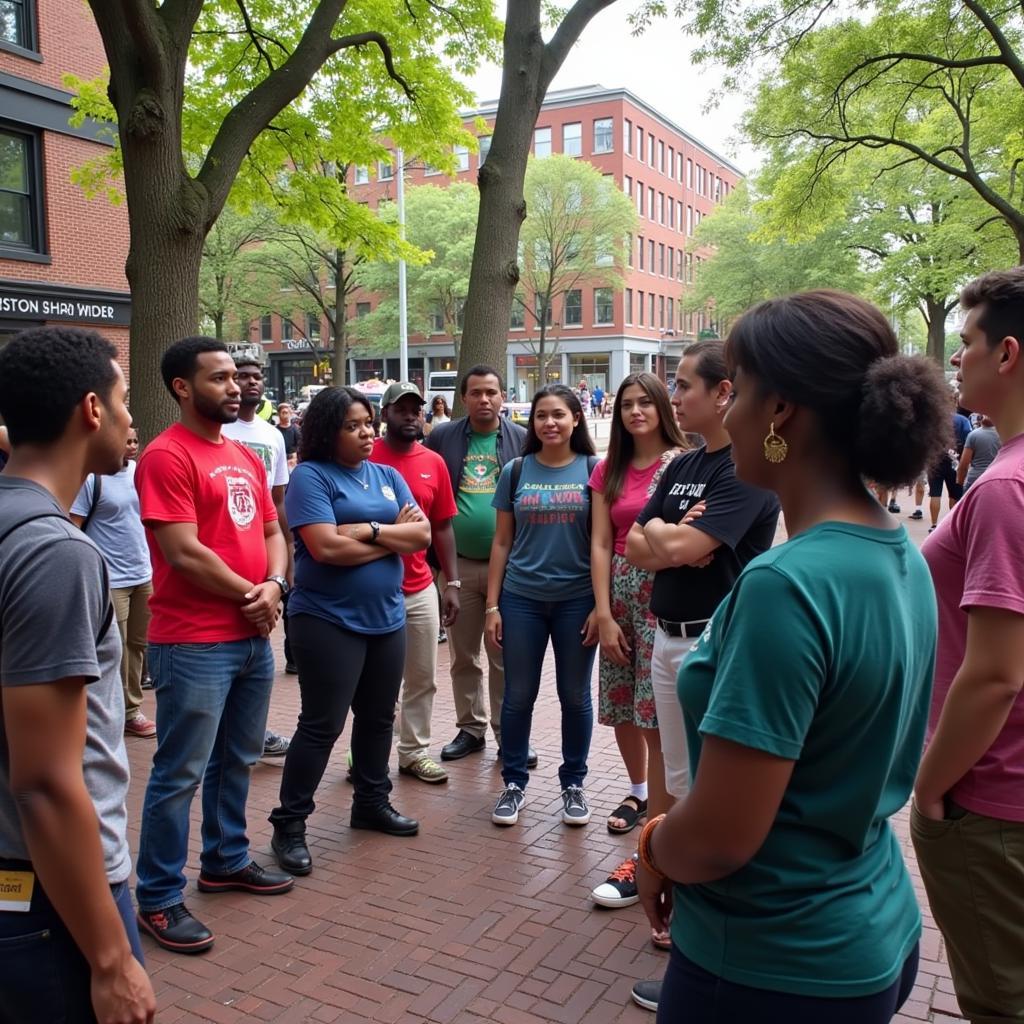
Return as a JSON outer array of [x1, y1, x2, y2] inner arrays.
[[607, 796, 648, 834]]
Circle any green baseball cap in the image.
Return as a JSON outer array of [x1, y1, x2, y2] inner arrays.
[[380, 381, 425, 408]]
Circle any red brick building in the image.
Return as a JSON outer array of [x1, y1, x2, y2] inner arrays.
[[255, 85, 741, 400], [0, 0, 130, 360]]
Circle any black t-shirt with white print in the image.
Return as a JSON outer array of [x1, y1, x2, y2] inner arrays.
[[636, 445, 780, 623]]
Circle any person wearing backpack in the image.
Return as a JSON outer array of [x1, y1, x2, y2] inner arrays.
[[485, 384, 599, 827]]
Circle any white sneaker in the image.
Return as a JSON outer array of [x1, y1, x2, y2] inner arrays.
[[492, 784, 526, 826], [561, 785, 591, 826]]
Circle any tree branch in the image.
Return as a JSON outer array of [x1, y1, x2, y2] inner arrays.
[[961, 0, 1024, 90], [541, 0, 619, 93], [327, 32, 414, 97]]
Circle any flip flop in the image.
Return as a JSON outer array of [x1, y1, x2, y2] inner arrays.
[[607, 796, 648, 834], [651, 928, 672, 951]]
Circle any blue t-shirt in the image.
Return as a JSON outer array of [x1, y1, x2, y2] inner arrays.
[[674, 522, 935, 997], [953, 412, 972, 453], [70, 463, 151, 588], [492, 454, 594, 600], [285, 460, 415, 634]]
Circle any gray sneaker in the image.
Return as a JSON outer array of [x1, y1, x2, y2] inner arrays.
[[492, 784, 526, 826], [561, 785, 591, 826], [631, 979, 660, 1011], [261, 731, 290, 764]]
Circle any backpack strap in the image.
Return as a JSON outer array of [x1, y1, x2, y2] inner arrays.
[[0, 512, 114, 644], [80, 474, 102, 534], [509, 456, 524, 500]]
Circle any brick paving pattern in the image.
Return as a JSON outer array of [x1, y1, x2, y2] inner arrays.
[[124, 506, 964, 1022]]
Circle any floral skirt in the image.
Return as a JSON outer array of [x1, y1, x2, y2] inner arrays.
[[598, 553, 658, 728]]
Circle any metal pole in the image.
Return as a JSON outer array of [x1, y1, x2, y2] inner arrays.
[[397, 147, 408, 382]]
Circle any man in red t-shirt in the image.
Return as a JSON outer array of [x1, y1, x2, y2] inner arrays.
[[371, 383, 460, 783], [134, 337, 293, 956]]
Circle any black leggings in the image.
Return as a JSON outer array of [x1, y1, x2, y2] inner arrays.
[[657, 942, 919, 1024], [270, 614, 405, 825]]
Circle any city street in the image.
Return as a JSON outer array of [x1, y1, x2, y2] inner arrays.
[[123, 503, 963, 1024]]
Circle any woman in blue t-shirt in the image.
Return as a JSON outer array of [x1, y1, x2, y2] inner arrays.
[[635, 292, 951, 1022], [269, 387, 430, 873], [485, 384, 597, 829]]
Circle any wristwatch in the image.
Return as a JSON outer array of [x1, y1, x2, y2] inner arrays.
[[444, 580, 462, 589], [368, 521, 381, 543], [265, 574, 290, 596]]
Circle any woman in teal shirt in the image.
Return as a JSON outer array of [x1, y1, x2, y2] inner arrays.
[[636, 291, 951, 1022]]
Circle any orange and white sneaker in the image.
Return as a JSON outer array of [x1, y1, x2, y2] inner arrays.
[[591, 853, 639, 908], [125, 713, 157, 738]]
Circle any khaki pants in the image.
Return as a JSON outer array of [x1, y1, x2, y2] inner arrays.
[[911, 802, 1024, 1023], [396, 585, 441, 766], [442, 556, 503, 743], [111, 581, 152, 721]]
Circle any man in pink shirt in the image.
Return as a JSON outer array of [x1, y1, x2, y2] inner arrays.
[[914, 268, 1024, 1023]]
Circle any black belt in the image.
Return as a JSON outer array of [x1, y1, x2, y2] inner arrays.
[[657, 618, 708, 639]]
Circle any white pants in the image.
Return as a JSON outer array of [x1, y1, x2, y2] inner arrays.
[[651, 626, 694, 800]]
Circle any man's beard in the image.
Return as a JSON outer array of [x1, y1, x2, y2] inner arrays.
[[195, 392, 239, 424]]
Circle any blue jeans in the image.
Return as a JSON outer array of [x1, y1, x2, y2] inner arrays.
[[136, 638, 274, 911], [0, 871, 142, 1023], [499, 590, 596, 790]]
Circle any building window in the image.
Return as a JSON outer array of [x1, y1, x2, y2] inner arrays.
[[668, 146, 675, 176], [636, 182, 644, 217], [624, 118, 632, 155], [593, 117, 614, 154], [695, 209, 702, 229], [625, 288, 633, 325], [658, 243, 665, 275], [686, 205, 693, 236], [685, 252, 693, 283], [658, 140, 665, 173], [259, 315, 272, 342], [594, 288, 614, 325], [281, 317, 293, 340], [648, 292, 655, 326], [356, 301, 371, 318], [563, 122, 582, 157], [636, 125, 644, 162], [658, 192, 664, 224], [564, 289, 582, 326], [668, 246, 674, 278], [454, 146, 469, 172], [378, 157, 394, 181], [534, 294, 553, 326], [423, 162, 441, 176], [429, 306, 444, 333], [354, 166, 369, 185], [638, 235, 644, 270], [306, 313, 321, 340], [534, 127, 552, 158], [479, 135, 492, 164], [648, 238, 655, 269], [623, 174, 632, 198], [677, 152, 684, 182], [0, 127, 44, 256], [686, 158, 693, 189], [638, 290, 644, 326], [667, 297, 674, 327], [648, 186, 655, 220], [626, 233, 633, 267], [658, 294, 665, 329], [648, 133, 655, 167], [510, 297, 525, 329], [668, 197, 675, 228], [0, 0, 35, 50]]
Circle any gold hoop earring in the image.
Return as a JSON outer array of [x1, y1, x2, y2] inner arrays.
[[763, 422, 788, 464]]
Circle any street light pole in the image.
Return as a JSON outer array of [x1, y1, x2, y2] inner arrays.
[[397, 147, 408, 382]]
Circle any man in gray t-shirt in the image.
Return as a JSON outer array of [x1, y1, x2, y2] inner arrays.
[[958, 418, 1002, 490], [0, 326, 153, 1023]]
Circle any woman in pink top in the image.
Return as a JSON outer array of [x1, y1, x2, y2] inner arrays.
[[585, 373, 686, 929]]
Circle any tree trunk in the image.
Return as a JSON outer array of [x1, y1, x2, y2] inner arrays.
[[456, 0, 617, 413], [332, 248, 348, 384], [921, 294, 948, 366]]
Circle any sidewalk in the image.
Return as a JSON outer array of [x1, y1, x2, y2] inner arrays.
[[124, 499, 963, 1023]]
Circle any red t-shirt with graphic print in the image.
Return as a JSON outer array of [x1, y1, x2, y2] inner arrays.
[[136, 422, 277, 643]]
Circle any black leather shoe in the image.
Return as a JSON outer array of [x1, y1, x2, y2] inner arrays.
[[496, 745, 539, 769], [350, 802, 419, 836], [137, 903, 214, 954], [197, 860, 294, 895], [440, 729, 486, 761], [272, 822, 312, 876]]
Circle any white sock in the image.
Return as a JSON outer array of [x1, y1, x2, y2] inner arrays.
[[915, 505, 923, 513], [630, 781, 649, 801]]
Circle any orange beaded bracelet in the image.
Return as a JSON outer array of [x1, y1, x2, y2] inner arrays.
[[638, 812, 667, 878]]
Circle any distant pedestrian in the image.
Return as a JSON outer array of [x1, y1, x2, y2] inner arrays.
[[71, 426, 155, 739], [276, 401, 301, 471], [956, 415, 1000, 490]]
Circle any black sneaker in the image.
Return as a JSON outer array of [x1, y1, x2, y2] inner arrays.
[[285, 661, 299, 675], [137, 903, 214, 954], [492, 783, 526, 826], [197, 860, 294, 895], [561, 785, 591, 826], [908, 509, 924, 520], [591, 854, 639, 908], [888, 500, 901, 513], [631, 979, 660, 1012]]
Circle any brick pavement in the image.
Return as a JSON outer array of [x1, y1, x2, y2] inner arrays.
[[124, 498, 965, 1023]]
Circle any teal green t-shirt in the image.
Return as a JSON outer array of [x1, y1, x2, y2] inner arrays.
[[674, 522, 936, 998], [452, 430, 501, 559]]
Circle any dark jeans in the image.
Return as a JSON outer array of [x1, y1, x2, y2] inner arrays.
[[282, 590, 292, 665], [658, 942, 919, 1024], [0, 868, 143, 1024], [270, 613, 405, 825], [498, 590, 596, 790]]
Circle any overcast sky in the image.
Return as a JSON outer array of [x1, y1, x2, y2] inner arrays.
[[460, 5, 757, 174]]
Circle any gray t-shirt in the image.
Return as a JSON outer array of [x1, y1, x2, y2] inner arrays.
[[964, 426, 1002, 487], [70, 461, 151, 588], [0, 478, 131, 883], [492, 453, 594, 600]]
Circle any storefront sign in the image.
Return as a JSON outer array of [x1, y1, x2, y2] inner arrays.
[[0, 282, 131, 326]]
